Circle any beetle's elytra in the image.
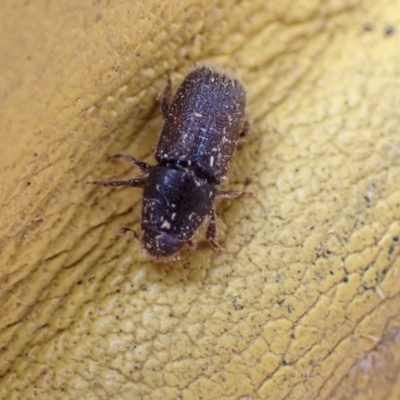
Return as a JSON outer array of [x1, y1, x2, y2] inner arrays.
[[89, 66, 248, 259]]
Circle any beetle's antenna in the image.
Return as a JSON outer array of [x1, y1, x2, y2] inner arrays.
[[118, 227, 141, 242]]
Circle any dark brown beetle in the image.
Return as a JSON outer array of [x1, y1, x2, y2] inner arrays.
[[89, 66, 248, 259]]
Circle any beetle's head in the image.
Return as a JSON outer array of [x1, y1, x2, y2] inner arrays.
[[141, 225, 185, 259]]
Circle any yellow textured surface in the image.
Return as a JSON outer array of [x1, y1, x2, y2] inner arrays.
[[1, 0, 400, 399]]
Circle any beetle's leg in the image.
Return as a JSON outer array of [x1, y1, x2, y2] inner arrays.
[[118, 227, 141, 241], [87, 177, 147, 188], [217, 189, 252, 199], [206, 207, 223, 253], [187, 238, 197, 250], [239, 119, 251, 139], [161, 75, 172, 117], [107, 153, 152, 174]]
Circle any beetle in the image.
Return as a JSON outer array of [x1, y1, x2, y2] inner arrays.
[[89, 65, 248, 259]]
